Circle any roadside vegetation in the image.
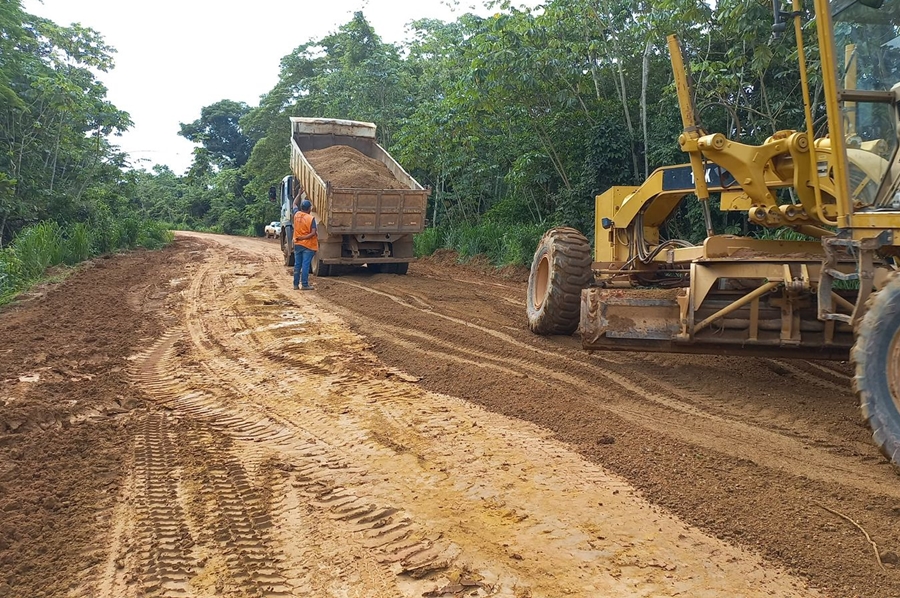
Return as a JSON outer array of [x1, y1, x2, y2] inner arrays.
[[145, 1, 816, 264], [0, 218, 172, 305], [3, 0, 822, 270], [0, 2, 175, 303]]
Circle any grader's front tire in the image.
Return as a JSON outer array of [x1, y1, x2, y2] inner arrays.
[[853, 273, 900, 467], [526, 227, 592, 335]]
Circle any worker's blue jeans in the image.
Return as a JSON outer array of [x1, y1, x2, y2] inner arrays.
[[293, 245, 316, 288]]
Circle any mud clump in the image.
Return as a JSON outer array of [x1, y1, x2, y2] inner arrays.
[[305, 145, 408, 190]]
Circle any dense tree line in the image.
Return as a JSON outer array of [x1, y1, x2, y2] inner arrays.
[[169, 0, 817, 251], [0, 0, 135, 246], [0, 0, 170, 300], [1, 0, 823, 265]]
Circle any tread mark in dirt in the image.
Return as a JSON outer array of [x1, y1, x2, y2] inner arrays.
[[129, 317, 462, 593], [132, 413, 198, 597], [130, 336, 296, 595], [320, 285, 900, 498], [182, 425, 293, 596]]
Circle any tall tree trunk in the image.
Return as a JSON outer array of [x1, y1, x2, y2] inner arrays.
[[49, 117, 63, 195], [614, 56, 640, 182], [641, 39, 652, 179], [534, 122, 572, 190]]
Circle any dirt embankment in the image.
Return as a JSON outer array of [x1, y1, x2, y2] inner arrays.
[[305, 145, 408, 189]]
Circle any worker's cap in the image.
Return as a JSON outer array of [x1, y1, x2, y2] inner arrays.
[[300, 199, 312, 212]]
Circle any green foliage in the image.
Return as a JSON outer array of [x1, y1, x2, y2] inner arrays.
[[0, 218, 174, 305], [65, 222, 92, 265], [0, 248, 21, 302], [0, 6, 133, 245], [219, 208, 244, 235], [137, 221, 175, 250], [179, 100, 253, 169], [413, 227, 444, 257], [414, 221, 545, 267], [13, 221, 64, 280], [118, 218, 141, 249], [91, 206, 119, 254]]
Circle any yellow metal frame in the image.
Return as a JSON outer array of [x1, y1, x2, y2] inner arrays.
[[585, 0, 900, 357], [597, 13, 900, 257]]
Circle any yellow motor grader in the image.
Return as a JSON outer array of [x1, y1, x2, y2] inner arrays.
[[527, 0, 900, 465]]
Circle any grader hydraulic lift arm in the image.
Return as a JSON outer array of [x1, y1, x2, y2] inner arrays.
[[527, 0, 900, 466]]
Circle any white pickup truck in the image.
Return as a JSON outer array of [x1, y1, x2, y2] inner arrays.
[[264, 221, 282, 238]]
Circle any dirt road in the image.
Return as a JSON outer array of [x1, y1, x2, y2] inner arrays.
[[0, 232, 897, 597]]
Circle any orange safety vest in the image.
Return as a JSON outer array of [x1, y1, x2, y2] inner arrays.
[[293, 211, 319, 251]]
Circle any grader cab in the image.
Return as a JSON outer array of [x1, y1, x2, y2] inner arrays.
[[527, 0, 900, 465]]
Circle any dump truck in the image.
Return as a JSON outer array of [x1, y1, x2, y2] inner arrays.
[[527, 0, 900, 466], [276, 117, 429, 276]]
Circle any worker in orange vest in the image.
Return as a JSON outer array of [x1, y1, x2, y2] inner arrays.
[[292, 199, 318, 290]]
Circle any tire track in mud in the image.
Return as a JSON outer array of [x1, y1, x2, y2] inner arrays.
[[180, 426, 291, 596], [120, 333, 296, 596], [131, 413, 197, 597], [138, 237, 823, 597], [125, 251, 472, 596], [322, 277, 900, 498]]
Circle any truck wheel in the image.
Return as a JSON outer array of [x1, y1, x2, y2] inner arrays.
[[282, 232, 294, 267], [313, 255, 331, 277], [854, 273, 900, 467], [526, 227, 592, 335], [390, 262, 409, 275]]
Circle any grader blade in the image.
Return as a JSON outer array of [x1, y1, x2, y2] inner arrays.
[[580, 286, 853, 360], [580, 288, 681, 342]]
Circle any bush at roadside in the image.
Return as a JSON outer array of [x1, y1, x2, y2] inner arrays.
[[0, 218, 174, 304], [415, 221, 545, 267]]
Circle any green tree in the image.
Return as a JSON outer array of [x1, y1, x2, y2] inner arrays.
[[179, 99, 253, 169], [0, 6, 132, 244]]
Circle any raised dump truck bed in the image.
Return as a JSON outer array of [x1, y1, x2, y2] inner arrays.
[[279, 117, 429, 276]]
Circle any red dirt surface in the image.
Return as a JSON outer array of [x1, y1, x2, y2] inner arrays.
[[0, 247, 188, 597], [1, 235, 898, 598]]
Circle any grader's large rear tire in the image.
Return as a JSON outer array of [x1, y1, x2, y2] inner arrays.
[[526, 227, 592, 335], [853, 273, 900, 467]]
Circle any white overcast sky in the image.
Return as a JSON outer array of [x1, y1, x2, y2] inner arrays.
[[22, 0, 493, 175]]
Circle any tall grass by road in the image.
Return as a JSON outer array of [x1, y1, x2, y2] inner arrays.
[[0, 218, 173, 305], [414, 221, 546, 267]]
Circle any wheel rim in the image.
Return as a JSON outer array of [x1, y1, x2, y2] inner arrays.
[[890, 327, 900, 413], [533, 254, 550, 310]]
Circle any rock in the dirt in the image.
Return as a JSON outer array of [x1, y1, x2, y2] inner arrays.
[[880, 550, 899, 565]]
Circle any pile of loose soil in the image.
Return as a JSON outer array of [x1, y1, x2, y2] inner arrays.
[[305, 145, 408, 190]]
